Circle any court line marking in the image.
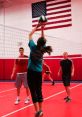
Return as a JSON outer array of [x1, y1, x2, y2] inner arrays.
[[0, 83, 56, 97], [0, 83, 66, 94], [0, 88, 16, 94], [1, 83, 81, 117], [0, 82, 58, 94]]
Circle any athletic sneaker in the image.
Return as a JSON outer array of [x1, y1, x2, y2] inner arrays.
[[65, 97, 71, 102], [24, 97, 30, 104], [52, 80, 55, 85], [14, 98, 20, 105], [35, 110, 43, 117]]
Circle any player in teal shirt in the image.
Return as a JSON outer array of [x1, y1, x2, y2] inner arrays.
[[28, 39, 43, 72], [27, 22, 52, 117]]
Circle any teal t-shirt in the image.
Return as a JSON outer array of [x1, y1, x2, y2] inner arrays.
[[28, 40, 43, 72]]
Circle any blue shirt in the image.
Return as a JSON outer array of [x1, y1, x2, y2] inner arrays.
[[28, 40, 43, 72]]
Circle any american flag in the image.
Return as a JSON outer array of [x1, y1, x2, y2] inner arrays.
[[32, 0, 72, 30]]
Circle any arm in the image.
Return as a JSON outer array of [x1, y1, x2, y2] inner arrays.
[[47, 65, 51, 73], [11, 61, 16, 79], [41, 23, 45, 38], [71, 61, 74, 77], [44, 63, 51, 73], [41, 26, 44, 37], [58, 66, 62, 76], [29, 23, 41, 40]]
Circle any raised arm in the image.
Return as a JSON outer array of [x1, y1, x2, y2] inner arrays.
[[41, 23, 46, 38], [29, 23, 41, 40]]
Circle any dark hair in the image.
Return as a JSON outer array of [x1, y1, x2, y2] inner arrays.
[[37, 37, 46, 47], [37, 37, 52, 55], [19, 47, 24, 50]]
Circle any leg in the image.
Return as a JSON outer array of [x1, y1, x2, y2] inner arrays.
[[27, 70, 39, 112], [15, 74, 22, 104], [17, 87, 21, 97], [42, 73, 46, 82], [25, 88, 30, 97], [39, 102, 42, 111], [65, 86, 71, 102], [16, 74, 22, 97], [34, 73, 43, 117], [23, 73, 30, 97], [34, 102, 39, 112], [65, 86, 70, 97], [63, 75, 71, 102], [28, 70, 43, 117], [48, 74, 54, 85], [15, 74, 22, 96], [35, 72, 43, 111], [14, 87, 21, 105], [64, 75, 71, 98]]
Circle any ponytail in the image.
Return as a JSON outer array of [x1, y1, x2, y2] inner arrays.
[[41, 46, 52, 55], [37, 37, 52, 55]]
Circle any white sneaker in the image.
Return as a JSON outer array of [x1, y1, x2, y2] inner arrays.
[[14, 99, 20, 105], [24, 97, 30, 104]]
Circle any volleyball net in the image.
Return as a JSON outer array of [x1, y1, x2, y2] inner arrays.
[[0, 24, 82, 59]]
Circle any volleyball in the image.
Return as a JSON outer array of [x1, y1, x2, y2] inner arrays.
[[39, 15, 47, 23]]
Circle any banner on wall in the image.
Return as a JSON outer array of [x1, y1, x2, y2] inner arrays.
[[32, 0, 72, 30]]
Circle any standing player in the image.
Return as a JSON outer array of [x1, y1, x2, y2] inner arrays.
[[27, 22, 52, 117], [11, 47, 30, 105], [42, 61, 54, 85], [58, 52, 74, 102]]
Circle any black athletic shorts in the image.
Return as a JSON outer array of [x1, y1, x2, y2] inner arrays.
[[62, 75, 71, 86]]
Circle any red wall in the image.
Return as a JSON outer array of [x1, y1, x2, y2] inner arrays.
[[0, 59, 14, 80], [0, 59, 4, 79], [0, 56, 82, 80]]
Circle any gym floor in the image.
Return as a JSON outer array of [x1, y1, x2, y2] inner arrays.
[[0, 82, 82, 117]]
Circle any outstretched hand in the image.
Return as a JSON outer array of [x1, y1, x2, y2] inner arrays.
[[37, 22, 46, 29]]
